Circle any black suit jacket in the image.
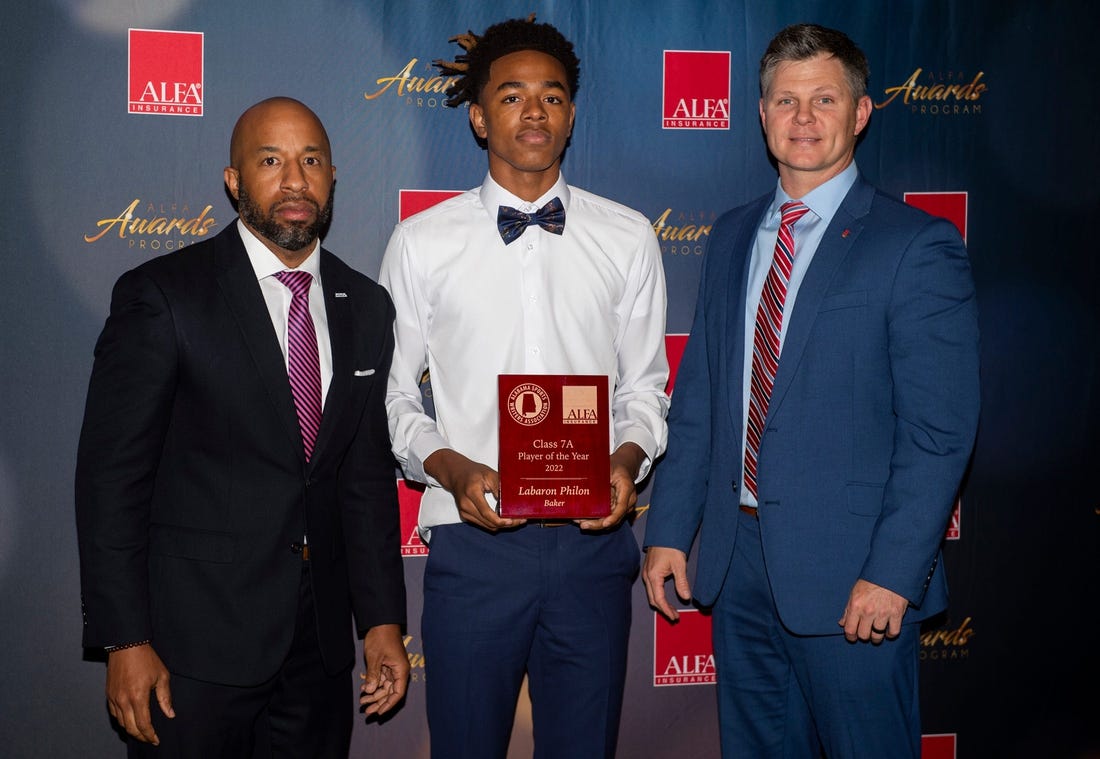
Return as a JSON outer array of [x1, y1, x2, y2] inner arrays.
[[76, 223, 406, 687]]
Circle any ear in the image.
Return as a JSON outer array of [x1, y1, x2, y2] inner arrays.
[[758, 98, 766, 130], [568, 102, 576, 136], [853, 95, 872, 136], [469, 103, 487, 139], [223, 167, 240, 200]]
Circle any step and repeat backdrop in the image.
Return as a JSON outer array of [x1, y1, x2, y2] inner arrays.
[[2, 1, 1097, 757]]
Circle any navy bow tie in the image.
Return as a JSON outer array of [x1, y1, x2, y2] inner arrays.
[[496, 197, 566, 244]]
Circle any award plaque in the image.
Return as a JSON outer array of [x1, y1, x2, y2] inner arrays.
[[498, 374, 610, 519]]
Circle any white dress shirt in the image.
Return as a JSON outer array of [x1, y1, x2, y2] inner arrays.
[[380, 173, 670, 532], [238, 219, 334, 408]]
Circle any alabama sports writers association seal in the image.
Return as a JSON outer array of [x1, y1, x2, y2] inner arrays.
[[506, 382, 551, 426]]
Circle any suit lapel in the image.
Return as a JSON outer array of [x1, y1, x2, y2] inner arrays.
[[213, 225, 305, 462], [309, 250, 351, 468], [768, 179, 874, 418]]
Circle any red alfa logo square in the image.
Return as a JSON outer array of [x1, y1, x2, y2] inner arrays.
[[399, 189, 463, 221], [921, 733, 957, 759], [904, 191, 968, 242], [653, 609, 716, 686], [665, 334, 688, 395], [945, 497, 961, 541], [398, 480, 428, 557], [128, 29, 204, 116], [662, 51, 730, 130]]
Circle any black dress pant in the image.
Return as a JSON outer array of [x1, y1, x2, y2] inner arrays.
[[129, 567, 352, 758]]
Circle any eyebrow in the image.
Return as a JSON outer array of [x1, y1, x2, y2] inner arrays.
[[494, 79, 567, 92], [770, 87, 842, 101]]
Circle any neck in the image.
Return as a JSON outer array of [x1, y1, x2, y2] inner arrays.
[[489, 164, 561, 203], [778, 157, 853, 200]]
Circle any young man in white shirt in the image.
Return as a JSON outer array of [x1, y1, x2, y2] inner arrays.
[[380, 16, 669, 759]]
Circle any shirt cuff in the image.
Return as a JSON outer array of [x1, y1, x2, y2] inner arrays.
[[616, 429, 660, 482], [104, 640, 150, 653], [407, 431, 451, 488]]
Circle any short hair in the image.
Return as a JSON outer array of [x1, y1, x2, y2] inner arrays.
[[434, 14, 581, 108], [759, 24, 869, 102]]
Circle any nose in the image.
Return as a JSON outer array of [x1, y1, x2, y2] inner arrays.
[[281, 161, 308, 192], [793, 101, 815, 125], [523, 98, 547, 121]]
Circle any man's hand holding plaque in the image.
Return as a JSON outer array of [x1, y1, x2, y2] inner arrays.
[[423, 447, 524, 532], [579, 440, 646, 531]]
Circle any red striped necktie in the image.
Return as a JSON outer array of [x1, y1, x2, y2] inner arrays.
[[274, 270, 322, 462], [744, 200, 810, 499]]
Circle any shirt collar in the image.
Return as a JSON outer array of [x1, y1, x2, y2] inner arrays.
[[237, 218, 322, 283], [771, 161, 859, 225], [478, 172, 572, 224]]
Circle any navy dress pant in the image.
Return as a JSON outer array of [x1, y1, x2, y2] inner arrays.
[[422, 521, 638, 759], [712, 507, 921, 758]]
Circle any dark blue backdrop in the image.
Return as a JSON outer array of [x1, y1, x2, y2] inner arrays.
[[2, 1, 1097, 756]]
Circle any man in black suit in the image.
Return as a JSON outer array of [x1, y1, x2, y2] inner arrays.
[[75, 97, 408, 757]]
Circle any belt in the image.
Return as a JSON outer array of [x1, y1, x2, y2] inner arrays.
[[738, 505, 758, 519]]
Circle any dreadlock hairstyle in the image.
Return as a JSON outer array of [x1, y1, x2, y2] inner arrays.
[[759, 24, 869, 102], [433, 14, 581, 108]]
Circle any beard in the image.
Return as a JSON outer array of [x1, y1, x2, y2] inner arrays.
[[236, 182, 334, 252]]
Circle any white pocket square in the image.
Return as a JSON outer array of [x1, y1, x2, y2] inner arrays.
[[354, 369, 375, 377]]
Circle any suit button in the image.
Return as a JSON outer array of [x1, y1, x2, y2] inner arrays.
[[730, 480, 738, 492]]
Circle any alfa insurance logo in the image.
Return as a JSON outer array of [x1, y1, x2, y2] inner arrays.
[[653, 609, 716, 686], [945, 498, 961, 541], [398, 189, 463, 222], [662, 50, 730, 130], [128, 29, 204, 116], [904, 191, 968, 243], [921, 733, 957, 759], [665, 334, 688, 395], [398, 480, 428, 557], [561, 385, 599, 425]]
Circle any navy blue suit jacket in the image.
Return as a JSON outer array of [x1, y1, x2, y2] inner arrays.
[[644, 176, 980, 634], [76, 224, 406, 685]]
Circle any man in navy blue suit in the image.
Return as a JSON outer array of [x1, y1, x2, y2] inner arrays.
[[642, 24, 980, 758]]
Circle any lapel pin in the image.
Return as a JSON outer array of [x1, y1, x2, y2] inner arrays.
[[334, 292, 348, 298], [841, 229, 850, 238]]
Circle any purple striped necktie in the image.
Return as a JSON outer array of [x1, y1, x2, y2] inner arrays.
[[744, 200, 810, 499], [274, 270, 322, 462]]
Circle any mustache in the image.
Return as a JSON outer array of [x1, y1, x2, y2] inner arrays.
[[272, 196, 321, 213]]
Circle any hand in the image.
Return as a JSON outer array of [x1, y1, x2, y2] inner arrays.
[[838, 578, 909, 643], [105, 644, 174, 744], [359, 624, 410, 717], [642, 546, 692, 622], [579, 443, 646, 531], [425, 448, 521, 531]]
